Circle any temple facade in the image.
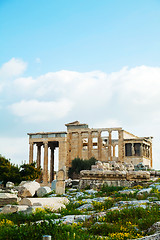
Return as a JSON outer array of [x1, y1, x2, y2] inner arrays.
[[28, 121, 153, 184]]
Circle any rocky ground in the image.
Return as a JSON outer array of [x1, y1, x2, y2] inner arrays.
[[0, 180, 160, 239]]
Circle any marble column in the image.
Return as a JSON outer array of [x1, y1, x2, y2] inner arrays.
[[108, 131, 112, 161], [78, 132, 82, 159], [43, 142, 48, 184], [113, 144, 116, 157], [118, 130, 124, 162], [67, 133, 72, 168], [29, 143, 34, 164], [150, 143, 153, 167], [98, 131, 102, 161], [140, 143, 143, 157], [50, 147, 55, 182], [131, 143, 135, 156], [88, 132, 92, 159], [37, 144, 41, 168]]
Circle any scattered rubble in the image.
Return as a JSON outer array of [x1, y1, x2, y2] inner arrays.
[[0, 193, 19, 206], [36, 186, 52, 197], [17, 181, 40, 198], [19, 197, 69, 210]]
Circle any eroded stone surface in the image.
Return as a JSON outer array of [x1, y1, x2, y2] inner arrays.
[[0, 193, 19, 206], [19, 197, 69, 211], [1, 205, 28, 214], [36, 186, 52, 197], [18, 181, 40, 198]]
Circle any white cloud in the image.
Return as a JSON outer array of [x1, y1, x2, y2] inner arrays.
[[94, 119, 122, 128], [1, 60, 160, 169], [0, 137, 28, 165], [9, 99, 74, 122], [115, 65, 160, 105], [0, 58, 27, 79]]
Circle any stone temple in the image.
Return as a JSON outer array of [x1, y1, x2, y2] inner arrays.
[[28, 121, 153, 184]]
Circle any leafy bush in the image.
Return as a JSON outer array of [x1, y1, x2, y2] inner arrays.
[[68, 157, 97, 178], [0, 154, 41, 185], [100, 184, 124, 196]]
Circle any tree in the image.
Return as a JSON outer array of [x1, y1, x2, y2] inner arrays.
[[68, 157, 97, 179], [20, 162, 41, 181], [0, 155, 20, 185], [0, 154, 41, 185]]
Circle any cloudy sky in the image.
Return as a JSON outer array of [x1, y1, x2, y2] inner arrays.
[[0, 0, 160, 169]]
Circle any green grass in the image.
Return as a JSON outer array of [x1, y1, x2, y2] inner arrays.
[[0, 183, 159, 240]]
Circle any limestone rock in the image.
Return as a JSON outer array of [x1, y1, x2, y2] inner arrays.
[[36, 187, 52, 197], [51, 180, 57, 191], [6, 182, 14, 188], [65, 178, 72, 187], [150, 183, 160, 191], [60, 214, 91, 224], [19, 197, 69, 211], [18, 181, 40, 198], [22, 206, 45, 214], [0, 193, 19, 206], [118, 189, 135, 195], [1, 204, 28, 214], [126, 171, 150, 181], [148, 221, 160, 234], [77, 203, 94, 211], [137, 188, 152, 196]]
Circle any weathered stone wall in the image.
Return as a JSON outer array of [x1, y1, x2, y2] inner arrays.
[[79, 178, 133, 189], [79, 169, 150, 189]]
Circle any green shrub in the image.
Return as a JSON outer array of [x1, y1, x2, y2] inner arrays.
[[68, 157, 97, 178], [100, 184, 124, 196], [0, 154, 41, 185]]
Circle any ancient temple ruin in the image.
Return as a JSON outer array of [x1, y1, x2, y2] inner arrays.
[[28, 121, 153, 184]]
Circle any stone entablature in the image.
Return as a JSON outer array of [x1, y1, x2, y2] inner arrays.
[[80, 170, 150, 181], [79, 169, 150, 189], [28, 121, 153, 184]]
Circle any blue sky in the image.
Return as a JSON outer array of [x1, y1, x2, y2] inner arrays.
[[0, 0, 160, 169]]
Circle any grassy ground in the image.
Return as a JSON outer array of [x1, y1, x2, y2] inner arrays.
[[0, 180, 159, 240]]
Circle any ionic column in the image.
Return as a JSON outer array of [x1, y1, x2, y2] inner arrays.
[[50, 147, 55, 182], [88, 132, 92, 159], [78, 132, 82, 158], [140, 143, 143, 157], [118, 130, 124, 162], [131, 143, 135, 156], [98, 131, 102, 161], [150, 143, 153, 168], [29, 143, 34, 164], [147, 146, 149, 158], [113, 144, 116, 157], [43, 142, 48, 184], [67, 133, 72, 168], [37, 144, 41, 168], [143, 145, 147, 157], [108, 131, 112, 161]]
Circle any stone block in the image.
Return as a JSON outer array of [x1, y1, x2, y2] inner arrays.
[[18, 181, 40, 198], [19, 197, 69, 211], [36, 187, 52, 197], [1, 205, 28, 214], [6, 182, 14, 188], [0, 193, 19, 206], [51, 180, 57, 190]]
